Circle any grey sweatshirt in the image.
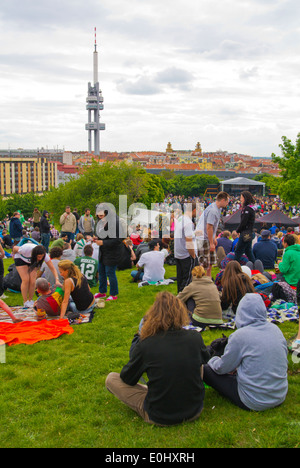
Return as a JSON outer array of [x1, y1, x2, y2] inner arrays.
[[208, 293, 288, 411]]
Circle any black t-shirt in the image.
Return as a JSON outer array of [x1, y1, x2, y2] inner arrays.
[[71, 276, 94, 311], [120, 329, 210, 425]]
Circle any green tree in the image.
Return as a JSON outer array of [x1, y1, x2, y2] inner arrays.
[[39, 161, 165, 222], [271, 133, 300, 204]]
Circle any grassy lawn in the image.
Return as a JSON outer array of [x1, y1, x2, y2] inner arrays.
[[0, 257, 299, 448]]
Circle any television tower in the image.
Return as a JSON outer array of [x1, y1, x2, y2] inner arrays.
[[85, 28, 105, 156]]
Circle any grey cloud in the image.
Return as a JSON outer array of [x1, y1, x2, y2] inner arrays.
[[118, 66, 195, 95]]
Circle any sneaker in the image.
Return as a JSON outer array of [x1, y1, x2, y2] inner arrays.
[[106, 295, 117, 301], [24, 300, 34, 308], [95, 293, 106, 299]]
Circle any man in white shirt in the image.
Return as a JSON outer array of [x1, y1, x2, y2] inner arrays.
[[134, 240, 166, 283], [196, 192, 229, 276], [174, 202, 198, 292]]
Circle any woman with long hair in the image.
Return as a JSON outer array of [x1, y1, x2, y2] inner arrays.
[[220, 260, 255, 313], [13, 243, 60, 307], [58, 260, 95, 319], [106, 291, 210, 426], [235, 191, 256, 264], [177, 265, 223, 328]]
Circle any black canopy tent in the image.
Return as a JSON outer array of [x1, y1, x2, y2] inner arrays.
[[256, 210, 298, 228], [222, 209, 261, 231]]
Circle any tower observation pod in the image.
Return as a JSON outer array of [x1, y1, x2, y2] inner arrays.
[[85, 28, 105, 156]]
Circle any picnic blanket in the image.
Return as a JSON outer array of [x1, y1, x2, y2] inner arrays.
[[0, 318, 74, 346], [0, 306, 95, 325], [185, 299, 299, 332], [138, 279, 175, 287]]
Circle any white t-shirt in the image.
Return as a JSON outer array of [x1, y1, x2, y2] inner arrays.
[[14, 243, 50, 264], [174, 215, 197, 260], [137, 250, 165, 283]]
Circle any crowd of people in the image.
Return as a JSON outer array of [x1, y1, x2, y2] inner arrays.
[[0, 194, 299, 426]]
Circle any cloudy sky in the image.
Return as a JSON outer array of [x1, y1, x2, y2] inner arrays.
[[0, 0, 300, 157]]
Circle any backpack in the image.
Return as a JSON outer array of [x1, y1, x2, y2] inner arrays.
[[207, 334, 228, 358], [271, 282, 297, 304], [3, 264, 21, 292]]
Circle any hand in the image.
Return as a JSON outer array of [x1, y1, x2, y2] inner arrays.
[[210, 243, 216, 252]]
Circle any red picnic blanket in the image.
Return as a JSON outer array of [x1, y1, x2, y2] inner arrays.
[[0, 319, 74, 346]]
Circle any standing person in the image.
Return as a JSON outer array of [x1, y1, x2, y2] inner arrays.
[[78, 208, 95, 237], [174, 201, 198, 293], [58, 259, 95, 319], [203, 293, 288, 411], [72, 208, 80, 236], [196, 192, 230, 277], [9, 212, 23, 245], [39, 210, 51, 252], [13, 243, 61, 307], [59, 206, 77, 243], [32, 208, 41, 228], [94, 203, 125, 301], [74, 244, 99, 288], [105, 291, 210, 426], [234, 191, 256, 265]]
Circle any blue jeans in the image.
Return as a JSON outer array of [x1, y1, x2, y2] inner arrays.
[[234, 236, 255, 264], [41, 233, 50, 252], [68, 300, 95, 314], [98, 263, 118, 296]]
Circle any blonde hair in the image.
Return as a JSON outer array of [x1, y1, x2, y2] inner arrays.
[[192, 265, 206, 278], [58, 260, 82, 287]]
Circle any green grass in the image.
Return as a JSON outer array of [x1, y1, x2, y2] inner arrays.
[[0, 257, 299, 448]]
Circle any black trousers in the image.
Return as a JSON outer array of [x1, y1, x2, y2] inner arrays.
[[203, 364, 250, 411], [176, 256, 198, 293]]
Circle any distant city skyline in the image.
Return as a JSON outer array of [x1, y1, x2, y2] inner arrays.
[[0, 0, 300, 158]]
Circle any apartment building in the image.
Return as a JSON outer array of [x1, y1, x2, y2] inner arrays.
[[0, 157, 58, 197]]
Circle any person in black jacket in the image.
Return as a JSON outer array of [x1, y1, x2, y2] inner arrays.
[[234, 191, 256, 264], [105, 291, 210, 426], [39, 210, 51, 252], [9, 212, 23, 244], [94, 203, 126, 301]]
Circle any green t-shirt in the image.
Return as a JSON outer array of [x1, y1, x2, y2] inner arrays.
[[74, 256, 98, 288]]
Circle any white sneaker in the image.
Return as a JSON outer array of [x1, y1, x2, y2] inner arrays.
[[24, 300, 34, 308]]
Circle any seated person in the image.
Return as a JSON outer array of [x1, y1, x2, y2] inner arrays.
[[51, 234, 68, 249], [203, 293, 288, 411], [34, 278, 64, 317], [73, 233, 86, 258], [253, 230, 278, 269], [276, 234, 300, 286], [31, 227, 41, 243], [58, 260, 95, 319], [216, 230, 232, 255], [177, 266, 223, 328], [220, 261, 255, 314], [61, 242, 76, 262], [131, 240, 166, 283], [39, 246, 64, 286], [117, 239, 136, 270], [74, 244, 99, 288], [105, 291, 211, 426], [50, 224, 60, 240], [1, 229, 13, 248]]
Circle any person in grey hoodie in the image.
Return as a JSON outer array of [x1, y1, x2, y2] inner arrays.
[[203, 293, 288, 411]]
